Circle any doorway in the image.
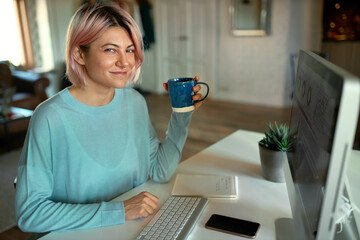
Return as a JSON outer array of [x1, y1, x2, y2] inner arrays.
[[154, 0, 217, 96]]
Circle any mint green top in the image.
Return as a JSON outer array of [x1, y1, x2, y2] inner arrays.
[[15, 87, 192, 233]]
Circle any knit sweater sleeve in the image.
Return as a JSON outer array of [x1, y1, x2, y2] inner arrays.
[[148, 111, 193, 182], [14, 106, 125, 233]]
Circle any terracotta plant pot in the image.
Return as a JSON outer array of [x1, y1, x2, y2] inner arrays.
[[258, 144, 286, 183]]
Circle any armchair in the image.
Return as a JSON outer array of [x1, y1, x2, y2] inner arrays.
[[0, 63, 50, 110]]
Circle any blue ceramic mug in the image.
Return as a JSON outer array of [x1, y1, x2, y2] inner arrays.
[[167, 77, 209, 112]]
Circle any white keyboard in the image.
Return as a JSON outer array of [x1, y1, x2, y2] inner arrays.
[[136, 196, 208, 240]]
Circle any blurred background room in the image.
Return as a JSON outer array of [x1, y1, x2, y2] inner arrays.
[[0, 0, 359, 239]]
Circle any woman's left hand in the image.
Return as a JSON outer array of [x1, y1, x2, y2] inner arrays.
[[162, 75, 203, 110], [192, 76, 203, 110]]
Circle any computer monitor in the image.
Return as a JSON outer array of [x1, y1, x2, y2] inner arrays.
[[284, 50, 360, 240]]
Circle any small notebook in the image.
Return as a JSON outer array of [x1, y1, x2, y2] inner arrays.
[[171, 174, 238, 198]]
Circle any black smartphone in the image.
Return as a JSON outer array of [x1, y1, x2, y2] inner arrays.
[[205, 214, 260, 239]]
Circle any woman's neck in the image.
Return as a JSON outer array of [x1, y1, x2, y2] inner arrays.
[[68, 85, 115, 107]]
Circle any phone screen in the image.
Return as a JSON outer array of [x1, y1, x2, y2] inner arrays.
[[205, 214, 260, 238]]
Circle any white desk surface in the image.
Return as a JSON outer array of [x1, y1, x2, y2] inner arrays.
[[41, 129, 293, 240]]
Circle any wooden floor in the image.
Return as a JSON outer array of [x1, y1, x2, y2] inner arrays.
[[0, 93, 291, 240], [145, 93, 292, 161]]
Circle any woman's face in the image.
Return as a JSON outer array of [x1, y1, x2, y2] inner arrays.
[[79, 26, 136, 90]]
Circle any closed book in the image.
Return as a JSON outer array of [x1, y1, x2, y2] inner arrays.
[[171, 174, 238, 198]]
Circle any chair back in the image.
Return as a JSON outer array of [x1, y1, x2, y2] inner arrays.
[[0, 63, 13, 88]]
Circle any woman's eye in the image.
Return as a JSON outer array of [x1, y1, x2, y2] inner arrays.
[[105, 48, 115, 53], [127, 49, 135, 53]]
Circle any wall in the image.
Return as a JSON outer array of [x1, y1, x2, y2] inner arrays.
[[39, 0, 323, 107], [136, 44, 158, 93], [45, 0, 78, 95], [322, 41, 360, 77], [216, 0, 323, 107]]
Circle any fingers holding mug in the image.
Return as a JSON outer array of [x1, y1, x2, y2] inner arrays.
[[192, 84, 201, 93], [192, 92, 203, 101], [192, 76, 207, 110], [193, 93, 203, 110], [192, 76, 201, 94], [163, 82, 169, 92], [193, 82, 209, 104], [194, 101, 203, 110]]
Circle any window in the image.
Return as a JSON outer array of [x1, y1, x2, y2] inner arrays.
[[0, 0, 34, 68]]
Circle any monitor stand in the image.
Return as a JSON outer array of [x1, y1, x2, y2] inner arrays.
[[336, 149, 360, 240], [275, 218, 295, 240], [276, 150, 360, 240]]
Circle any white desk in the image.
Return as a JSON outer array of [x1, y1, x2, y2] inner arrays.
[[41, 130, 293, 240]]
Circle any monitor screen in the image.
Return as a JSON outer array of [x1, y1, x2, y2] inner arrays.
[[285, 50, 360, 240]]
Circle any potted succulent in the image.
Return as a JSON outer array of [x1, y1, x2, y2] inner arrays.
[[258, 122, 294, 182]]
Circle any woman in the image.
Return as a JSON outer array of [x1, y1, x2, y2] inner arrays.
[[15, 2, 203, 233]]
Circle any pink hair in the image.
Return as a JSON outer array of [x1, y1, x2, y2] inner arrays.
[[65, 2, 143, 87]]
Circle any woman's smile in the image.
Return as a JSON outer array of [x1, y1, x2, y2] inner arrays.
[[110, 70, 128, 76]]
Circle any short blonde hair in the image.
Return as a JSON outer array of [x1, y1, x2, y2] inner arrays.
[[65, 2, 143, 87]]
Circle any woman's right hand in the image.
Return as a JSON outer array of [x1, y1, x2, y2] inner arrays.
[[124, 191, 159, 220]]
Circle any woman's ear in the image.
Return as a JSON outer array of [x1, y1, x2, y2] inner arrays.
[[73, 47, 85, 65]]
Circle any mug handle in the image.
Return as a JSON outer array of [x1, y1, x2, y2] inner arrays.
[[194, 82, 209, 103]]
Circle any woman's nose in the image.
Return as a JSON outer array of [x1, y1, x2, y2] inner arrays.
[[116, 52, 129, 67]]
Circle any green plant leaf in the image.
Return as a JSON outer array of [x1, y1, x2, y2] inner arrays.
[[260, 121, 295, 152]]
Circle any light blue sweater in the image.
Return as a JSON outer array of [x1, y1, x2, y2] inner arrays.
[[15, 87, 192, 233]]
